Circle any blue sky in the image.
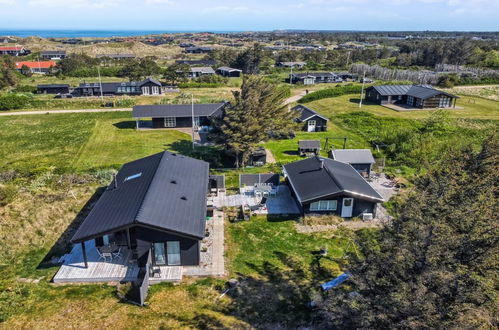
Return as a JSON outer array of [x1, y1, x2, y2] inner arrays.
[[1, 0, 498, 31]]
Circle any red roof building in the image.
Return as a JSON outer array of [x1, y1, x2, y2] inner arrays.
[[15, 61, 56, 73]]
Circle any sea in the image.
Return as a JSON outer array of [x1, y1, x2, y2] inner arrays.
[[0, 29, 240, 38]]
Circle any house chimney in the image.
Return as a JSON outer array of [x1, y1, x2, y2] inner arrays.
[[113, 174, 118, 190], [320, 159, 324, 169]]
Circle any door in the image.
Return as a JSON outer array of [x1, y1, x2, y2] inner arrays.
[[307, 120, 316, 132], [141, 86, 149, 95], [166, 241, 181, 265], [341, 198, 354, 218]]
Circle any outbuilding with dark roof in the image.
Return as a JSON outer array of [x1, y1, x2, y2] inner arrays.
[[292, 104, 328, 132], [283, 157, 383, 218], [365, 84, 458, 108], [71, 151, 209, 268], [298, 140, 321, 156], [216, 66, 242, 77], [329, 149, 375, 177]]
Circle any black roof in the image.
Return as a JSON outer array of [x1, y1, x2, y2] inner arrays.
[[132, 102, 227, 118], [292, 72, 337, 79], [76, 78, 161, 93], [176, 59, 217, 66], [299, 140, 321, 149], [330, 149, 375, 164], [40, 50, 66, 55], [217, 66, 242, 72], [369, 85, 458, 99], [209, 175, 225, 189], [71, 151, 209, 242], [283, 157, 383, 203], [37, 84, 70, 88], [239, 173, 280, 187], [292, 105, 328, 122]]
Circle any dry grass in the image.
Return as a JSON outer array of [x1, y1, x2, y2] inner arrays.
[[444, 85, 499, 101], [302, 214, 344, 226]]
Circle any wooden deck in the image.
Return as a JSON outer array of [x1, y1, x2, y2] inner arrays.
[[53, 241, 139, 283], [53, 241, 184, 284]]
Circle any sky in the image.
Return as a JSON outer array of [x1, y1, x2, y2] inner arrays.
[[0, 0, 498, 31]]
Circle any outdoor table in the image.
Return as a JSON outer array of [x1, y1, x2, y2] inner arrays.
[[99, 244, 119, 254]]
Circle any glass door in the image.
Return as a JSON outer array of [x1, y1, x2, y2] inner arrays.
[[167, 241, 181, 265]]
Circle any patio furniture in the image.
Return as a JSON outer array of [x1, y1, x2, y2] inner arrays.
[[112, 247, 122, 259], [96, 248, 111, 262], [149, 265, 162, 278]]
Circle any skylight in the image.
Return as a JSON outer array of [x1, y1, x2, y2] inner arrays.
[[124, 172, 142, 182]]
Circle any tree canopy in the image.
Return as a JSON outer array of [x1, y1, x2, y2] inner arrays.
[[320, 137, 499, 329], [216, 75, 294, 167]]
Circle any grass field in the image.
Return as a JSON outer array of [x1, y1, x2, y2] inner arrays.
[[302, 93, 499, 120]]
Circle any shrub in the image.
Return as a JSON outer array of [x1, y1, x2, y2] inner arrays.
[[12, 85, 37, 93], [0, 184, 17, 206], [0, 93, 34, 110]]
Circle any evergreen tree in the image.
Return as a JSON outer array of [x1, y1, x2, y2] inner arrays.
[[217, 75, 294, 167], [321, 137, 499, 329]]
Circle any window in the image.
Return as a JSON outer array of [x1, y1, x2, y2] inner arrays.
[[151, 86, 159, 95], [194, 116, 200, 127], [124, 172, 142, 182], [153, 242, 166, 265], [310, 200, 337, 211], [167, 241, 181, 265], [164, 117, 176, 127]]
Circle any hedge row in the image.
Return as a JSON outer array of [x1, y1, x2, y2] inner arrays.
[[178, 82, 225, 88], [298, 84, 363, 103], [0, 93, 34, 110]]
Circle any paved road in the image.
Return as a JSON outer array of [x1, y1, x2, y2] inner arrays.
[[0, 108, 132, 116]]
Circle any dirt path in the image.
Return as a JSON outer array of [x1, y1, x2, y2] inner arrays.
[[0, 108, 132, 116], [284, 90, 307, 105]]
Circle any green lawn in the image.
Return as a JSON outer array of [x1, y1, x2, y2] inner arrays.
[[303, 93, 499, 120]]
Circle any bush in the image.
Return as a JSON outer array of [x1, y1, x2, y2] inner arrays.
[[12, 85, 37, 93], [0, 93, 34, 110], [0, 184, 17, 206]]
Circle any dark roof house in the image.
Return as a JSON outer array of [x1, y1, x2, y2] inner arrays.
[[289, 72, 342, 85], [40, 50, 66, 60], [283, 157, 383, 218], [292, 105, 328, 132], [176, 59, 217, 66], [216, 66, 242, 77], [71, 151, 209, 270], [133, 102, 228, 129], [365, 84, 459, 109], [72, 77, 162, 97], [189, 67, 215, 77], [37, 84, 70, 94]]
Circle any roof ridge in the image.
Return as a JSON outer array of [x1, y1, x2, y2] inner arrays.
[[319, 157, 344, 191], [133, 151, 167, 224]]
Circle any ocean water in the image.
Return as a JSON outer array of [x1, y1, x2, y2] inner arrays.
[[0, 29, 238, 38]]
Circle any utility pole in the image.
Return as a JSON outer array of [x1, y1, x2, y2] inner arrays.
[[359, 71, 366, 108], [289, 66, 293, 85], [191, 94, 195, 150]]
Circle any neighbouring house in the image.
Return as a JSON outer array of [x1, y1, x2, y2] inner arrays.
[[277, 61, 307, 69], [329, 149, 376, 178], [292, 104, 328, 132], [0, 37, 17, 43], [0, 46, 29, 56], [336, 72, 358, 81], [37, 84, 70, 94], [283, 157, 384, 218], [15, 60, 56, 74], [189, 67, 216, 78], [365, 84, 459, 108], [40, 50, 66, 60], [175, 59, 217, 66], [72, 77, 163, 97], [96, 53, 135, 60], [132, 102, 228, 129], [289, 72, 342, 85], [184, 46, 213, 54], [248, 147, 267, 166], [216, 66, 242, 77], [55, 151, 209, 300], [299, 140, 321, 156]]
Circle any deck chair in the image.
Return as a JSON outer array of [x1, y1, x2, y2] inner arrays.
[[112, 247, 122, 260], [97, 248, 111, 262]]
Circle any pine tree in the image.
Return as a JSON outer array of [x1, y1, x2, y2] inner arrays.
[[321, 137, 499, 329], [217, 75, 294, 167]]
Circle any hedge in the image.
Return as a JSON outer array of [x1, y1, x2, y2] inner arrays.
[[178, 82, 225, 88], [298, 84, 363, 103], [0, 93, 34, 110]]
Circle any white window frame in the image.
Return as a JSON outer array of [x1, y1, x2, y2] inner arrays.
[[310, 200, 337, 211], [164, 117, 176, 127], [151, 86, 159, 95]]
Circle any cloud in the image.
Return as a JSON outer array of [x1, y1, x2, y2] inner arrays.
[[202, 6, 251, 13], [0, 0, 15, 4]]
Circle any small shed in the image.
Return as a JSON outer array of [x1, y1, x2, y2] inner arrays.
[[248, 147, 267, 166], [329, 149, 375, 178], [299, 140, 321, 156], [216, 66, 242, 77], [292, 105, 328, 132]]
